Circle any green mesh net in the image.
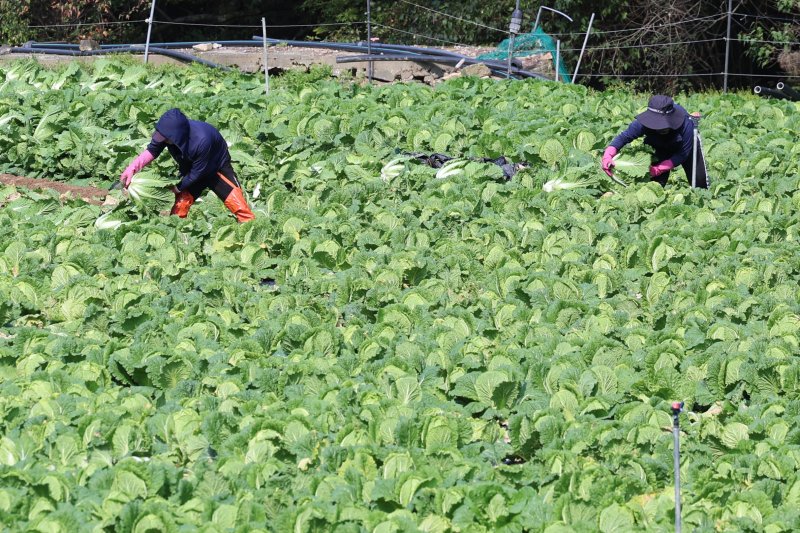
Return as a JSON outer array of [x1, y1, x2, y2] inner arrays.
[[477, 27, 570, 82]]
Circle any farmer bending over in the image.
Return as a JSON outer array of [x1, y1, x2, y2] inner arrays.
[[120, 108, 255, 222], [601, 95, 708, 189]]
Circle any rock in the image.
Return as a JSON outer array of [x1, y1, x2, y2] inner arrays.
[[517, 52, 560, 79], [0, 45, 11, 56], [79, 39, 100, 51], [102, 195, 120, 207], [462, 63, 492, 77], [399, 67, 415, 81], [192, 43, 215, 52], [439, 71, 462, 82]]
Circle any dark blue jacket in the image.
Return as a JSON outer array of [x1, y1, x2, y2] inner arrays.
[[609, 104, 695, 167], [146, 109, 231, 192]]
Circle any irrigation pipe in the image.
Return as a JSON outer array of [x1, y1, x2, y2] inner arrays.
[[753, 85, 790, 100], [29, 37, 464, 63], [29, 38, 479, 63], [776, 81, 800, 101], [23, 38, 545, 79], [249, 36, 548, 79], [9, 45, 229, 70]]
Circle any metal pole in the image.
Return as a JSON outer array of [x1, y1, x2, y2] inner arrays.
[[367, 0, 373, 83], [692, 129, 698, 188], [534, 6, 573, 31], [507, 34, 516, 78], [672, 402, 683, 533], [571, 12, 594, 83], [507, 0, 521, 78], [262, 18, 270, 95], [691, 113, 709, 188], [723, 0, 733, 92], [555, 39, 560, 81], [533, 6, 542, 33], [144, 0, 157, 64]]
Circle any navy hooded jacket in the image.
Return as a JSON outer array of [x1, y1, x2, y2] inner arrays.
[[146, 109, 231, 192], [609, 104, 695, 167]]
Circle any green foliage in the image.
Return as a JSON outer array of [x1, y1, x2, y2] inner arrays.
[[0, 0, 31, 45], [738, 0, 800, 71], [11, 0, 149, 43], [3, 59, 800, 531]]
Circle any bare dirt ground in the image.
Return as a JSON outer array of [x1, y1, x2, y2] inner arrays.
[[0, 173, 112, 205]]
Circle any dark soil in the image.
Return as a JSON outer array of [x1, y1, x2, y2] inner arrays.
[[0, 173, 112, 205]]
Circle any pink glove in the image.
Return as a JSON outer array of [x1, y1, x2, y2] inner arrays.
[[601, 146, 617, 177], [120, 150, 155, 188], [649, 159, 674, 177]]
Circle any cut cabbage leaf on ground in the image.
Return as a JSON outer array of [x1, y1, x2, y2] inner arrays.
[[543, 177, 598, 192], [380, 156, 409, 182], [94, 210, 129, 230], [435, 159, 468, 179]]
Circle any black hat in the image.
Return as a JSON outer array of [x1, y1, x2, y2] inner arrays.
[[636, 95, 686, 130]]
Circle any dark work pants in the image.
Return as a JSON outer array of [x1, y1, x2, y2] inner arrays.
[[184, 162, 241, 201]]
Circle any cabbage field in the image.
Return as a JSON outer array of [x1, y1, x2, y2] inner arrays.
[[2, 59, 800, 532]]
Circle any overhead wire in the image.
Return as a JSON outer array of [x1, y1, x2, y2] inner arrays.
[[558, 37, 726, 53], [737, 12, 800, 25], [728, 72, 800, 79], [578, 72, 720, 78], [394, 0, 509, 35], [28, 20, 147, 28], [151, 20, 364, 29], [736, 37, 800, 46], [548, 14, 726, 38], [371, 23, 472, 48]]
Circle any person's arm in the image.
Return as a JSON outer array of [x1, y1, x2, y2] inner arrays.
[[176, 139, 213, 192], [602, 120, 645, 176], [120, 132, 167, 187], [145, 133, 168, 159], [608, 120, 645, 152]]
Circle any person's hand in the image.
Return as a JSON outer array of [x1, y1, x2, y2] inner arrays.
[[119, 150, 155, 189], [119, 166, 135, 188], [649, 160, 674, 177], [601, 146, 618, 177]]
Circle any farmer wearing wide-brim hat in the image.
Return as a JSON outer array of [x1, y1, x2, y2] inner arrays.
[[601, 95, 708, 189]]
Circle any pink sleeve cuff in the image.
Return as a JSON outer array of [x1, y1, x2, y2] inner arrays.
[[603, 146, 618, 159], [130, 149, 155, 173]]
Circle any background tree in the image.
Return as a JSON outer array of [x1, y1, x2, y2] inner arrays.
[[3, 0, 798, 91]]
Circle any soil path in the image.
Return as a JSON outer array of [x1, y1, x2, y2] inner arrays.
[[0, 173, 112, 205]]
